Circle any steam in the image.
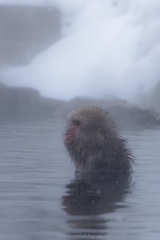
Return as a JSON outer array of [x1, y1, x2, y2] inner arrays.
[[1, 0, 160, 105]]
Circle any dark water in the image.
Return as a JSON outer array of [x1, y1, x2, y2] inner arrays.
[[0, 120, 160, 240]]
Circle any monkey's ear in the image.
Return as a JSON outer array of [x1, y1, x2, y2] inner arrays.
[[73, 119, 81, 126]]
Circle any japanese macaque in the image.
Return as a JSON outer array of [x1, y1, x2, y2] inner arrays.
[[64, 106, 133, 174]]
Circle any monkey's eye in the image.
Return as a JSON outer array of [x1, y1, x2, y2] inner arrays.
[[73, 120, 81, 126]]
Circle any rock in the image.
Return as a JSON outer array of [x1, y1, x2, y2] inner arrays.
[[0, 83, 159, 130], [0, 83, 64, 122]]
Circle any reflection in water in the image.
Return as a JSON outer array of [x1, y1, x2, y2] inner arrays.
[[1, 121, 160, 239], [62, 172, 132, 238]]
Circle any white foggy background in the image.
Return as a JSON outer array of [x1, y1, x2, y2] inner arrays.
[[0, 0, 160, 106]]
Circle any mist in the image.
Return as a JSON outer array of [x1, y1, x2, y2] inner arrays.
[[0, 0, 160, 106]]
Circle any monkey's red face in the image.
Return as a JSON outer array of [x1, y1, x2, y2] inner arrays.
[[64, 120, 80, 144]]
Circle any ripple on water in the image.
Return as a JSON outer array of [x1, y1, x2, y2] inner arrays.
[[0, 122, 160, 239]]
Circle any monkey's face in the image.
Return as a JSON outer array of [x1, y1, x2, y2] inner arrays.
[[64, 119, 81, 145]]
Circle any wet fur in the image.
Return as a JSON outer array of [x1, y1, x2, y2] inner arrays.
[[64, 106, 133, 174]]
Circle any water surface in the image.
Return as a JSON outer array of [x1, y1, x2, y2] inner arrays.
[[0, 120, 160, 240]]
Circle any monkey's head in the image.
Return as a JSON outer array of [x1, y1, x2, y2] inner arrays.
[[64, 106, 133, 173], [64, 106, 119, 169], [64, 106, 114, 144]]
